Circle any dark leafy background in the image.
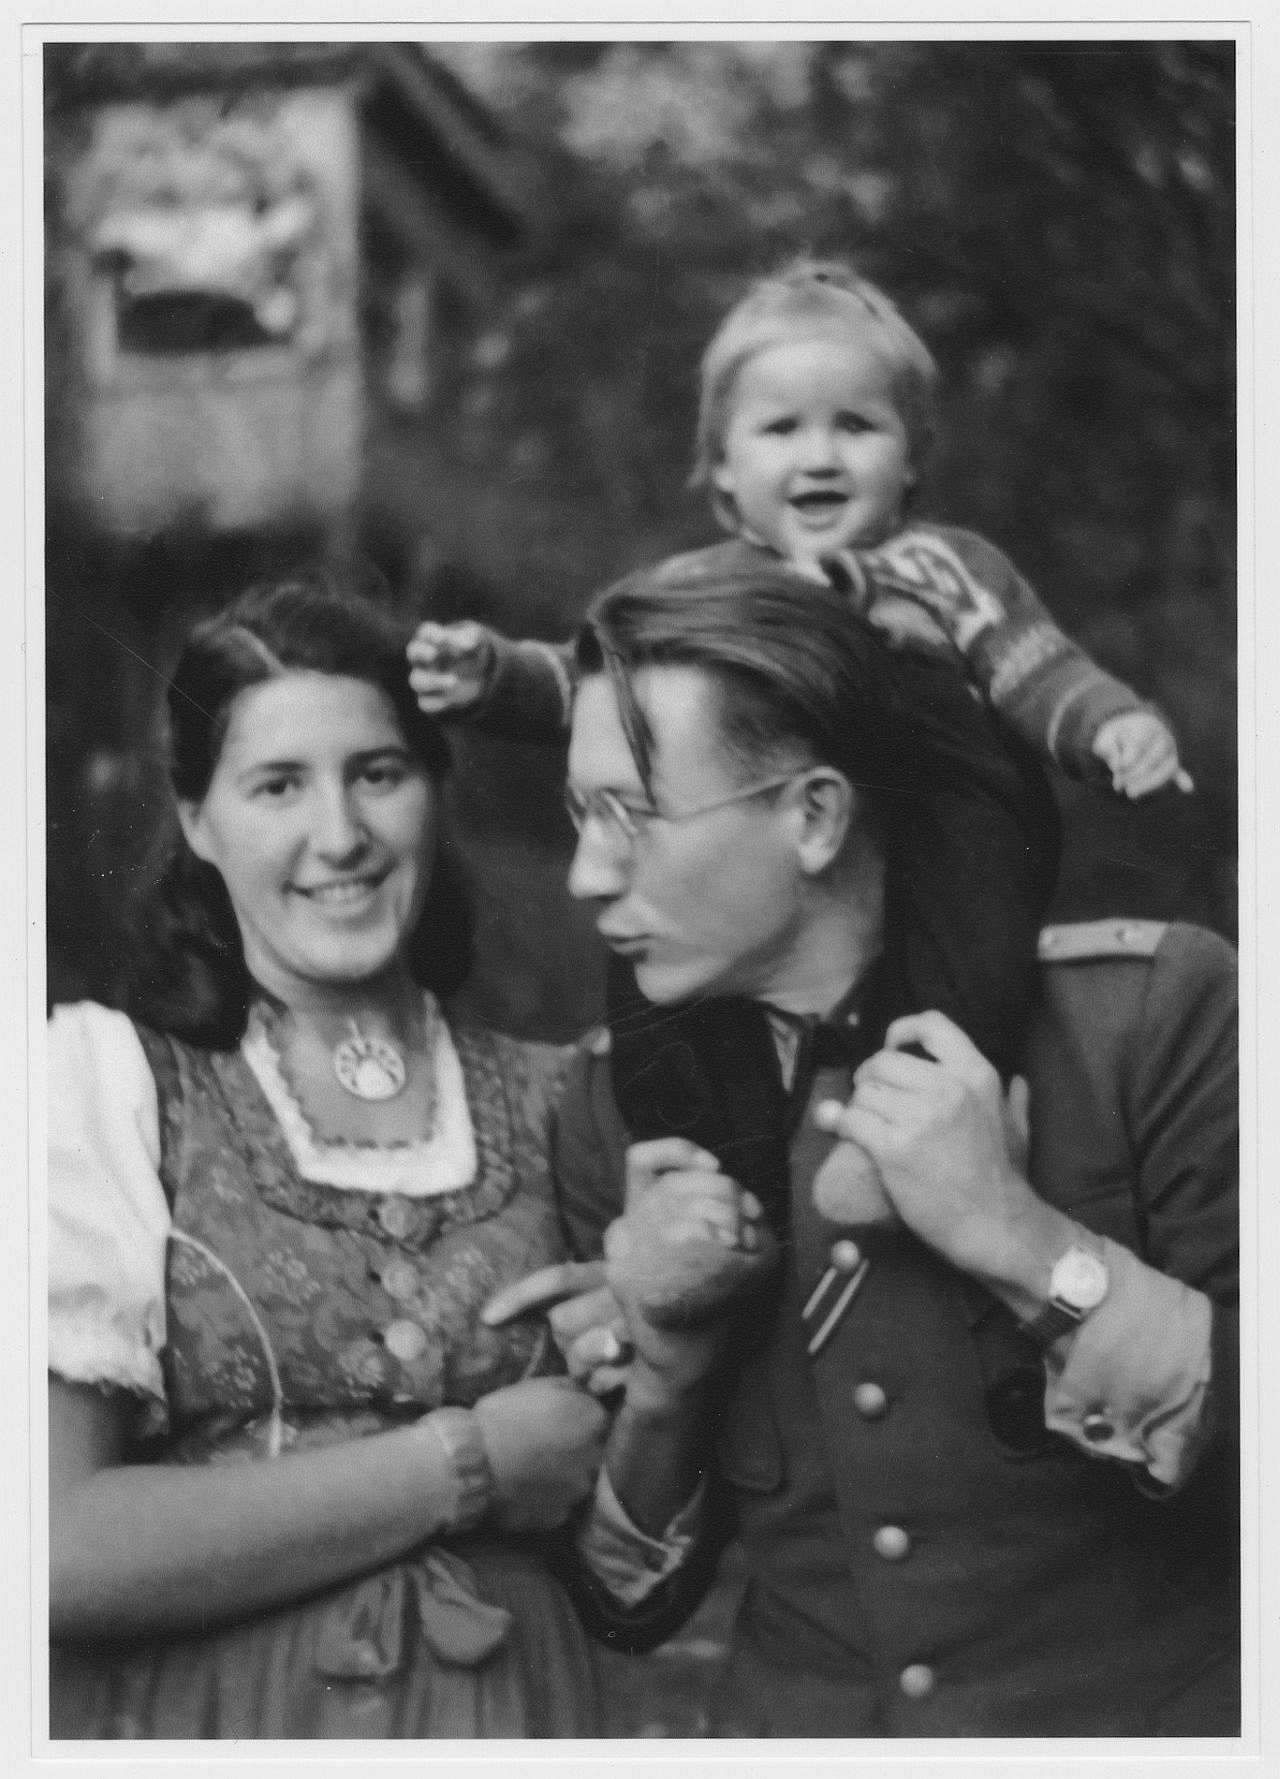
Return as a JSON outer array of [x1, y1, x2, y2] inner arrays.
[[49, 39, 1235, 1052]]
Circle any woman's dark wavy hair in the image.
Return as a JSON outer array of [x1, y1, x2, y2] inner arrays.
[[128, 573, 473, 1047]]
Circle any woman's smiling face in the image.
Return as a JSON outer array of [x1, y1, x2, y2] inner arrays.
[[179, 672, 436, 1004]]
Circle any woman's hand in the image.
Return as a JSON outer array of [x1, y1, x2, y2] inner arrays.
[[483, 1261, 633, 1399], [473, 1378, 609, 1532]]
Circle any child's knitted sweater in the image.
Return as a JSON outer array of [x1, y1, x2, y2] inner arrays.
[[465, 525, 1150, 778]]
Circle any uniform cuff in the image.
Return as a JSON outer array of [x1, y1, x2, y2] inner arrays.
[[574, 1466, 705, 1606], [1043, 1236, 1214, 1487]]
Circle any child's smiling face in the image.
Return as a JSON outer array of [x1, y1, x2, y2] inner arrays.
[[712, 336, 914, 561]]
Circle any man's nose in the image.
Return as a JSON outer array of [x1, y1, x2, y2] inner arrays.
[[566, 823, 629, 903]]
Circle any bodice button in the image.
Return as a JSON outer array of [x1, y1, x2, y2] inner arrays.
[[381, 1259, 418, 1302], [378, 1199, 413, 1240], [873, 1524, 911, 1561], [384, 1318, 429, 1363]]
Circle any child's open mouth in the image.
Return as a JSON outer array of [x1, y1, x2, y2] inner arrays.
[[790, 491, 849, 516]]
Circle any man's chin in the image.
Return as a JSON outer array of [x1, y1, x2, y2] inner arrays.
[[631, 955, 722, 1008]]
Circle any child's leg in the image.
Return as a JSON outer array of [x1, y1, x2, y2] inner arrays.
[[878, 647, 1061, 1079]]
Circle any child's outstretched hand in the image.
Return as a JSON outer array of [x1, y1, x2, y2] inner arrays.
[[1092, 710, 1193, 799], [407, 620, 495, 715]]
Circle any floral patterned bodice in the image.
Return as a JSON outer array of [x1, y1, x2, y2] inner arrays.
[[133, 1018, 572, 1464]]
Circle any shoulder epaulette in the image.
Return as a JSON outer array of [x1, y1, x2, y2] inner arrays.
[[1037, 918, 1168, 962], [583, 1024, 612, 1058]]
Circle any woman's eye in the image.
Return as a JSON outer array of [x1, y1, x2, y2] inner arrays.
[[359, 761, 409, 791], [254, 775, 298, 800], [838, 413, 875, 434], [761, 417, 797, 436]]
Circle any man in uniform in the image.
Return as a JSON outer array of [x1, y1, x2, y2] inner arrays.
[[494, 562, 1238, 1736]]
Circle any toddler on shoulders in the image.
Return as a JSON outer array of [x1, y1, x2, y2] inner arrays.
[[409, 258, 1186, 1090]]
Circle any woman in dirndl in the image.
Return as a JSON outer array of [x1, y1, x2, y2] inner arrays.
[[48, 573, 610, 1739]]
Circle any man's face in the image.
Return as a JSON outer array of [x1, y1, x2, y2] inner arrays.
[[566, 666, 810, 1007]]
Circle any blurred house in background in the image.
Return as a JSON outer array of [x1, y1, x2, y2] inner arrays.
[[46, 39, 544, 543], [44, 40, 554, 1009]]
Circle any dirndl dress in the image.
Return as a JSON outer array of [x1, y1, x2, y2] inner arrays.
[[47, 999, 601, 1739]]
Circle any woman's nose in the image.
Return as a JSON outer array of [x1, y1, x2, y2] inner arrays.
[[312, 785, 369, 859]]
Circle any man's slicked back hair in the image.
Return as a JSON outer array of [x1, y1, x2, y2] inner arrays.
[[575, 561, 913, 832]]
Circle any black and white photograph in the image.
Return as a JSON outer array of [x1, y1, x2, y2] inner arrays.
[[21, 15, 1268, 1771]]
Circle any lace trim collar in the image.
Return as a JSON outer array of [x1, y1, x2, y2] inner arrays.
[[240, 996, 478, 1196]]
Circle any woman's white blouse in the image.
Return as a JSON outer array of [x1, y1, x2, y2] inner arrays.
[[48, 1004, 170, 1398], [47, 1000, 479, 1400]]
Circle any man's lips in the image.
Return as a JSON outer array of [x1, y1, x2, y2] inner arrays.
[[599, 930, 649, 956]]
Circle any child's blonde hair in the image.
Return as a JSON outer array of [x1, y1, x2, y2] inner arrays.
[[692, 258, 940, 529]]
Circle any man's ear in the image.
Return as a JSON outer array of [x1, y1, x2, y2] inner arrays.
[[177, 799, 214, 865], [793, 767, 855, 874]]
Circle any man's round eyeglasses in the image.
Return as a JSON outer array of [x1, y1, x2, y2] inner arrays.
[[563, 771, 801, 847]]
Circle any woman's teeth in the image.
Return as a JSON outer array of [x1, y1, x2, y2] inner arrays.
[[304, 880, 377, 903]]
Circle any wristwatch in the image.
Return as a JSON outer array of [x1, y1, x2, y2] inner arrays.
[[1022, 1242, 1110, 1346]]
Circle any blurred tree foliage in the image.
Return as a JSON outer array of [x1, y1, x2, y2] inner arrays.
[[48, 40, 1236, 1041], [373, 39, 1235, 1037]]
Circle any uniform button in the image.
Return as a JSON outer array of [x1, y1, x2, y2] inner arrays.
[[873, 1524, 911, 1561], [829, 1239, 862, 1273], [381, 1259, 418, 1302], [852, 1381, 889, 1420], [899, 1663, 935, 1699], [378, 1199, 413, 1240], [384, 1318, 429, 1363], [1082, 1411, 1115, 1444]]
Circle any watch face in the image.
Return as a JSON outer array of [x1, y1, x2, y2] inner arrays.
[[1053, 1248, 1109, 1312]]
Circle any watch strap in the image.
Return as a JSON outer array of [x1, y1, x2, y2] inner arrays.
[[1022, 1299, 1086, 1347]]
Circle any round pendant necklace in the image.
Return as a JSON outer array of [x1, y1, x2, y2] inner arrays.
[[331, 1020, 408, 1101]]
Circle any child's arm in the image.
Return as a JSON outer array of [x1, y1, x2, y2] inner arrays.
[[859, 526, 1190, 797], [407, 620, 573, 743], [1092, 710, 1193, 799]]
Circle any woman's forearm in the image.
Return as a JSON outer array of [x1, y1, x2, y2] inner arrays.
[[50, 1399, 462, 1641]]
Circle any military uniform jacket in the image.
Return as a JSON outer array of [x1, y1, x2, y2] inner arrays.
[[552, 921, 1239, 1737]]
